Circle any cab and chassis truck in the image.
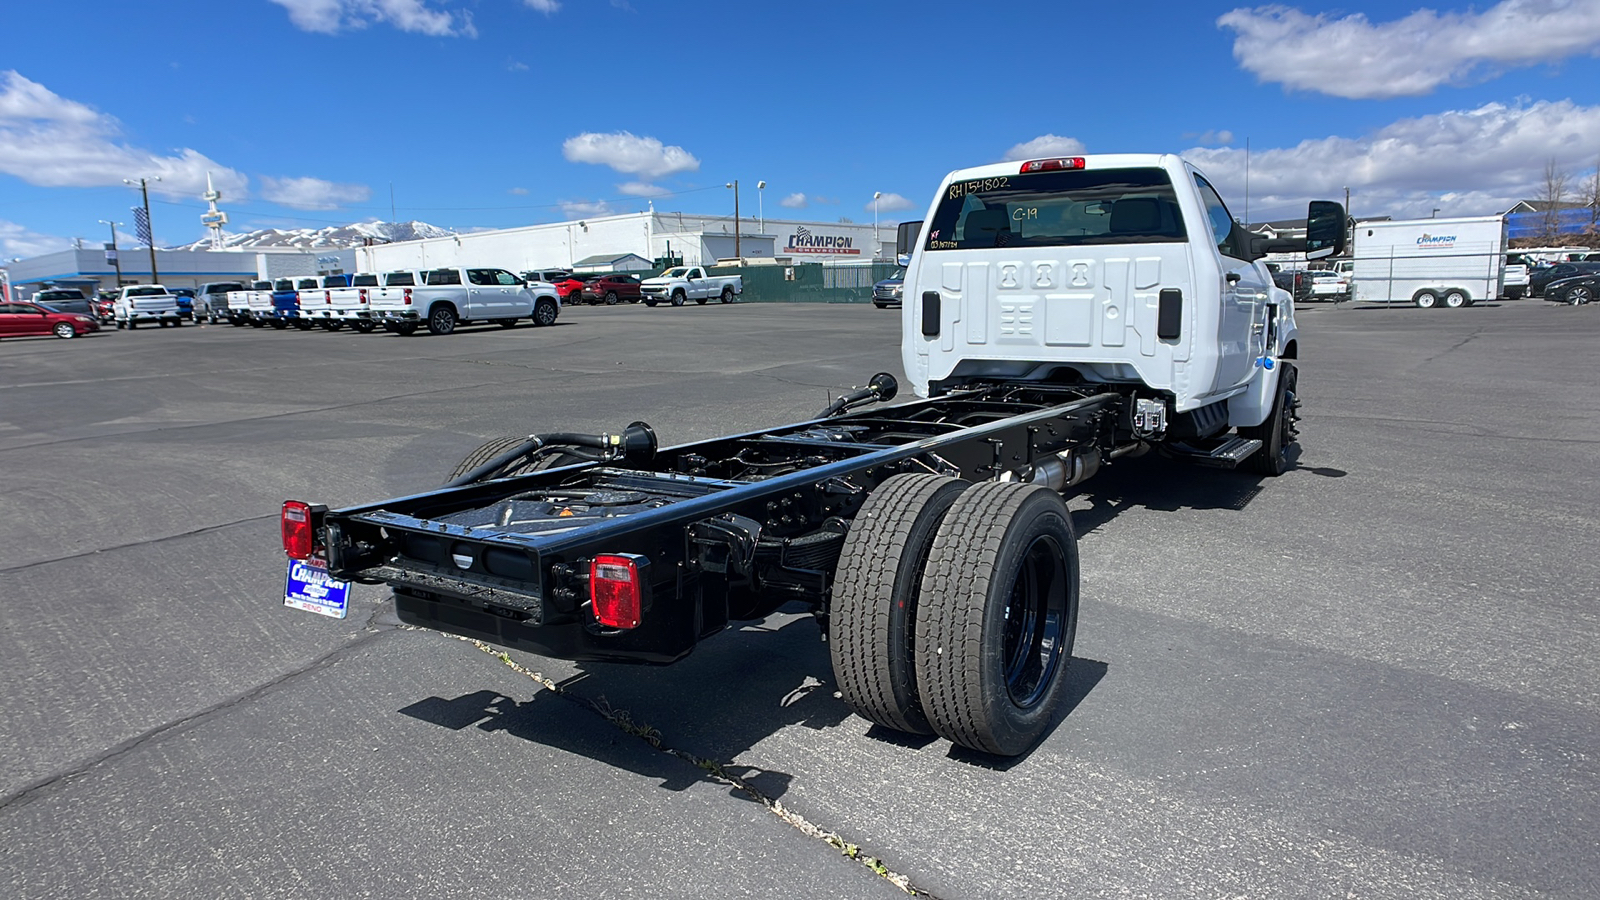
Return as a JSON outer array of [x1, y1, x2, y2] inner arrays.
[[282, 153, 1344, 756]]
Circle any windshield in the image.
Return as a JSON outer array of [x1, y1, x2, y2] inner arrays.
[[925, 167, 1186, 251], [664, 267, 689, 278]]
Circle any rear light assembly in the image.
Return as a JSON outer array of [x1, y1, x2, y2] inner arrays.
[[324, 291, 332, 305], [589, 554, 645, 629], [281, 500, 320, 560], [359, 289, 368, 304], [1019, 157, 1086, 173], [403, 288, 413, 306]]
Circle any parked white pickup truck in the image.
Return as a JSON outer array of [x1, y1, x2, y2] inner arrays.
[[228, 280, 275, 327], [300, 273, 379, 333], [639, 266, 742, 307], [372, 267, 561, 335], [113, 284, 183, 329]]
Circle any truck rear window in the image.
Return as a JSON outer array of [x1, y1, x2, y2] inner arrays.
[[425, 269, 461, 286], [385, 272, 416, 286], [924, 167, 1187, 251], [351, 274, 380, 287]]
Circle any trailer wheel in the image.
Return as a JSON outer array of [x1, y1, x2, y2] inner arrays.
[[1241, 361, 1298, 476], [1413, 290, 1439, 309], [1443, 289, 1469, 309], [830, 474, 970, 735], [915, 482, 1079, 756]]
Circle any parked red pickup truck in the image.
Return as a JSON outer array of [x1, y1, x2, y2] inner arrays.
[[577, 273, 644, 305]]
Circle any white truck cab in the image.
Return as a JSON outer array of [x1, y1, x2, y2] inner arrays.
[[897, 153, 1342, 466]]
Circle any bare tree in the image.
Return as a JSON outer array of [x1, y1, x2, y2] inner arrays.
[[1539, 159, 1570, 241], [1583, 154, 1600, 235]]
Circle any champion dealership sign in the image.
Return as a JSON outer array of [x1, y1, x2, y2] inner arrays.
[[1416, 233, 1457, 249], [786, 225, 860, 255]]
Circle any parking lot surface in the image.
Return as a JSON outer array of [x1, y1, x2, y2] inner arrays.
[[2, 299, 1597, 898]]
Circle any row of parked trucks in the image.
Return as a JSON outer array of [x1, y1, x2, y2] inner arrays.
[[197, 269, 564, 335]]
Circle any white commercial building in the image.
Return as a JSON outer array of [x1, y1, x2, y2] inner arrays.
[[354, 211, 897, 274]]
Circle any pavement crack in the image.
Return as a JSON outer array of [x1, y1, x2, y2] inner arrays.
[[0, 627, 395, 813], [0, 513, 277, 575], [451, 635, 937, 897]]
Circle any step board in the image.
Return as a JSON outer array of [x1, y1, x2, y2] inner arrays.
[[1168, 436, 1263, 469]]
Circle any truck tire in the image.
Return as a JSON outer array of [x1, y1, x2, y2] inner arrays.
[[1443, 289, 1469, 308], [444, 436, 584, 484], [1413, 290, 1439, 309], [914, 482, 1079, 756], [394, 322, 418, 337], [720, 287, 735, 304], [830, 474, 970, 735], [644, 298, 658, 307], [294, 319, 313, 331], [1241, 361, 1298, 476], [695, 295, 708, 305], [671, 290, 686, 307], [533, 298, 559, 326], [353, 321, 375, 334], [428, 304, 457, 335]]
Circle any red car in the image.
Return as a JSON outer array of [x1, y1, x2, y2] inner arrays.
[[549, 275, 596, 304], [0, 300, 100, 339], [578, 273, 644, 305]]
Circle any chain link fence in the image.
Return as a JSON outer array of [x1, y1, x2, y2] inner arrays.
[[703, 262, 902, 303]]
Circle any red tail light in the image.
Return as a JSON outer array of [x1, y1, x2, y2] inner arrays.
[[324, 291, 331, 304], [403, 288, 412, 306], [1019, 157, 1086, 173], [359, 289, 368, 304], [590, 554, 643, 629], [281, 501, 316, 560]]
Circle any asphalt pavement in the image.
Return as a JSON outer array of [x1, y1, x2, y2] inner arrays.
[[1, 298, 1597, 898]]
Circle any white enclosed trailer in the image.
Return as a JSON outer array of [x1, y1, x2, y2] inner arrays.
[[1350, 215, 1507, 308]]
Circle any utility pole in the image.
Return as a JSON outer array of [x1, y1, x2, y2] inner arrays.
[[726, 180, 741, 260], [98, 220, 124, 287], [123, 176, 161, 283]]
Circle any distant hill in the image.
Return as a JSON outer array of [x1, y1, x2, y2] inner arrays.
[[170, 220, 451, 251]]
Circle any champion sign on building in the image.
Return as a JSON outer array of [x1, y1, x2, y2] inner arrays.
[[1416, 233, 1457, 249], [786, 226, 860, 255]]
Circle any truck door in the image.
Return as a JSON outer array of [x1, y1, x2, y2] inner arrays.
[[466, 269, 508, 317], [1194, 175, 1262, 392]]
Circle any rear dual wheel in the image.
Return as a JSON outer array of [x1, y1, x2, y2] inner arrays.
[[831, 477, 1079, 756]]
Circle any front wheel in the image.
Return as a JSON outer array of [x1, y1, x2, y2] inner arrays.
[[53, 322, 76, 339], [1240, 361, 1299, 476], [695, 295, 708, 305], [497, 318, 519, 328], [915, 482, 1079, 757], [670, 290, 686, 307], [533, 297, 559, 326], [644, 298, 658, 308], [427, 305, 457, 335]]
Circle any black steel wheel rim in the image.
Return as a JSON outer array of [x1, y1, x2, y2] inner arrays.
[[1001, 533, 1069, 708]]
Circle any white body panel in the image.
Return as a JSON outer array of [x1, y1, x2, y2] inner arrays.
[[899, 154, 1294, 422], [1351, 216, 1507, 304], [113, 285, 181, 324], [639, 267, 743, 304], [371, 268, 559, 326]]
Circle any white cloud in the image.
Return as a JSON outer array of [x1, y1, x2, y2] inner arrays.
[[560, 199, 614, 219], [506, 60, 529, 72], [0, 219, 71, 258], [1220, 1, 1600, 99], [1188, 129, 1234, 146], [1002, 134, 1087, 162], [508, 186, 529, 195], [261, 175, 372, 210], [617, 181, 669, 197], [867, 192, 915, 213], [523, 0, 560, 12], [0, 70, 249, 200], [268, 0, 473, 37], [562, 131, 700, 179], [779, 192, 808, 209], [1180, 99, 1600, 220]]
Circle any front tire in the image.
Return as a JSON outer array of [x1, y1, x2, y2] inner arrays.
[[1241, 361, 1299, 476], [53, 322, 76, 339], [831, 475, 970, 735], [533, 298, 559, 326], [915, 482, 1079, 757], [427, 305, 457, 335], [671, 290, 686, 307]]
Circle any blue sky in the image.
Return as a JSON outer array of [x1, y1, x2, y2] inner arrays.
[[4, 0, 1600, 257]]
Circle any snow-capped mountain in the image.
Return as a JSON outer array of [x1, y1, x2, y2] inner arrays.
[[171, 220, 451, 251]]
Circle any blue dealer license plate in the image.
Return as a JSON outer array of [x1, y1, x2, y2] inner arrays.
[[284, 558, 351, 619]]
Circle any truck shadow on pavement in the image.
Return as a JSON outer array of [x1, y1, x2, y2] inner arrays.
[[400, 608, 1111, 793], [1069, 453, 1278, 535]]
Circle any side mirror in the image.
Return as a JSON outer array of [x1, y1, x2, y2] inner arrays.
[[896, 220, 923, 259], [1305, 200, 1346, 260]]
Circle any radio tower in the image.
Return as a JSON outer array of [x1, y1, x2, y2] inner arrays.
[[200, 171, 228, 250]]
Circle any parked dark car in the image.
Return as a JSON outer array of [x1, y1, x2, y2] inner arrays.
[[578, 273, 644, 305], [0, 300, 99, 338], [872, 267, 905, 308], [34, 289, 99, 320], [1543, 273, 1599, 305], [1529, 262, 1600, 297]]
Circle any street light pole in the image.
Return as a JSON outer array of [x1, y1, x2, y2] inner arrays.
[[725, 180, 740, 261], [98, 220, 124, 288], [873, 192, 883, 259], [757, 180, 766, 235], [123, 176, 161, 283]]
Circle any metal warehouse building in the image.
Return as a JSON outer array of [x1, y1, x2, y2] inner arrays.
[[355, 211, 897, 274]]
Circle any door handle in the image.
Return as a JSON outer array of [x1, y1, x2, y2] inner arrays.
[[1225, 272, 1241, 284]]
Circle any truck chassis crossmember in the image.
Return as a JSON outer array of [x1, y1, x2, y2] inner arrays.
[[320, 383, 1119, 668]]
